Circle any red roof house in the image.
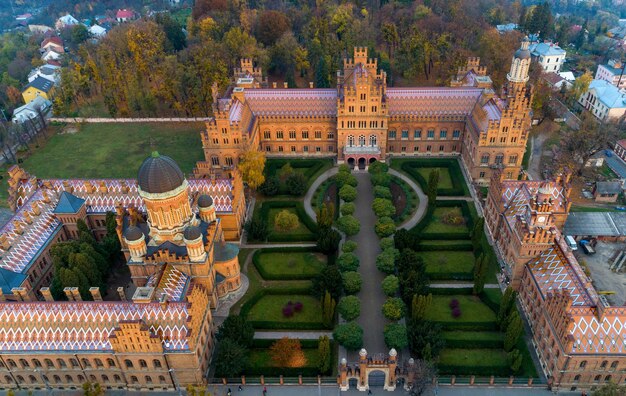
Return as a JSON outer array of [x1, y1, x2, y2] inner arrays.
[[116, 9, 135, 22]]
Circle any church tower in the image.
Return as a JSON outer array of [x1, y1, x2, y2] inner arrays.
[[507, 37, 531, 87]]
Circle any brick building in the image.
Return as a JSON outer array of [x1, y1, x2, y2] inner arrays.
[[195, 39, 534, 186], [0, 153, 246, 391]]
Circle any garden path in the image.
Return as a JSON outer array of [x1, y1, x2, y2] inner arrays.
[[349, 172, 388, 361], [303, 167, 339, 222], [387, 168, 428, 229], [430, 283, 500, 289], [254, 331, 333, 340]]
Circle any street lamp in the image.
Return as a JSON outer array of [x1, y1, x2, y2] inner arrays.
[[168, 368, 182, 396]]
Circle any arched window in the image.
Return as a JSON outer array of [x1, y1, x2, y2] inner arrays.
[[45, 359, 54, 368], [19, 359, 29, 368], [125, 359, 133, 369], [358, 135, 366, 146], [16, 375, 24, 384], [211, 156, 220, 166], [82, 358, 91, 367], [4, 375, 12, 384], [65, 375, 72, 383], [579, 360, 587, 369], [153, 359, 162, 368], [370, 135, 377, 147], [495, 154, 504, 165], [131, 376, 138, 384], [28, 375, 36, 383], [159, 375, 167, 384], [94, 358, 103, 367], [225, 156, 233, 166], [32, 359, 41, 368], [611, 361, 619, 369], [347, 135, 355, 147], [594, 375, 602, 382], [601, 360, 608, 369], [145, 375, 153, 383], [114, 375, 122, 383], [606, 375, 612, 382], [139, 359, 147, 368], [107, 358, 115, 367], [574, 375, 580, 382], [102, 375, 109, 383], [78, 375, 84, 383], [53, 375, 61, 384], [57, 359, 66, 368], [70, 359, 79, 367], [480, 154, 490, 164], [6, 359, 16, 368]]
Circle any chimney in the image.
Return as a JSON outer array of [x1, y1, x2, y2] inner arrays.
[[117, 286, 126, 301], [71, 287, 82, 301], [283, 82, 288, 88], [12, 287, 29, 301], [0, 289, 5, 302], [309, 82, 314, 89], [64, 287, 74, 301], [40, 287, 54, 302], [272, 82, 277, 89], [89, 287, 102, 301]]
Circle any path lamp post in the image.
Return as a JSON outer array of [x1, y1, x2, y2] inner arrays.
[[168, 368, 182, 396]]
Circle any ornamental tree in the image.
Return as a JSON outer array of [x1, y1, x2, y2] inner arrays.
[[342, 271, 362, 294], [214, 338, 248, 378], [376, 249, 396, 274], [380, 237, 395, 251], [337, 215, 360, 236], [337, 295, 361, 321], [286, 172, 307, 196], [216, 315, 254, 348], [374, 185, 392, 199], [333, 322, 363, 350], [334, 171, 358, 188], [382, 297, 406, 320], [338, 252, 360, 272], [238, 149, 266, 190], [375, 216, 396, 237], [384, 323, 408, 350], [270, 337, 307, 368], [341, 240, 357, 253], [274, 210, 299, 231], [340, 202, 356, 216], [339, 184, 357, 202], [382, 275, 399, 296], [372, 198, 395, 218]]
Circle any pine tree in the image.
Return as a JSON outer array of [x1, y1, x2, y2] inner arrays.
[[508, 349, 523, 374], [471, 217, 485, 252], [315, 56, 330, 88], [427, 169, 439, 209], [498, 286, 517, 329], [322, 291, 336, 328], [473, 253, 487, 295], [504, 311, 523, 352], [317, 335, 331, 374], [411, 293, 432, 320]]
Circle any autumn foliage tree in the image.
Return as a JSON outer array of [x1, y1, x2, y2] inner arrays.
[[270, 337, 307, 368], [238, 149, 266, 191]]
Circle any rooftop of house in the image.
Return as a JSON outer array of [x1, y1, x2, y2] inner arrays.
[[529, 42, 566, 57], [595, 181, 622, 195], [496, 23, 518, 33], [41, 36, 63, 48], [543, 72, 565, 86], [599, 61, 625, 76], [57, 14, 78, 25], [116, 9, 135, 19], [588, 79, 626, 109], [24, 76, 54, 93], [564, 211, 626, 237], [12, 96, 51, 116]]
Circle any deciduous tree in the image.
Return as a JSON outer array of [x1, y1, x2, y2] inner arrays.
[[384, 323, 408, 350], [337, 295, 361, 321], [238, 149, 266, 191], [270, 337, 307, 367], [333, 322, 363, 350]]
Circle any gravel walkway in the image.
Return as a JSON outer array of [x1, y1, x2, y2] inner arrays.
[[254, 331, 333, 340], [349, 172, 388, 360]]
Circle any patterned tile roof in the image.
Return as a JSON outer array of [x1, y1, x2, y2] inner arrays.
[[527, 237, 626, 354], [0, 301, 191, 351], [501, 180, 567, 223], [244, 89, 337, 117], [386, 88, 483, 116]]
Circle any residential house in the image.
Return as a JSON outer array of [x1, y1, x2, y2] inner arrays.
[[558, 71, 575, 84], [116, 9, 135, 23], [593, 181, 622, 203], [496, 23, 518, 34], [615, 139, 626, 162], [578, 79, 626, 121], [40, 37, 64, 54], [11, 96, 51, 124], [88, 24, 107, 38], [595, 60, 626, 89], [21, 77, 54, 104], [41, 50, 62, 63], [55, 14, 79, 30], [543, 72, 571, 91], [529, 42, 567, 72], [28, 25, 53, 35], [15, 13, 32, 23], [28, 65, 60, 85]]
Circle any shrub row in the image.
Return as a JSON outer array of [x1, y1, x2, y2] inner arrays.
[[428, 287, 474, 295], [395, 158, 469, 196], [418, 241, 474, 251], [245, 358, 321, 377], [390, 175, 417, 224], [251, 339, 322, 349], [431, 321, 498, 331], [410, 199, 476, 239], [266, 159, 330, 182], [248, 320, 329, 330], [259, 201, 318, 242], [252, 247, 325, 281]]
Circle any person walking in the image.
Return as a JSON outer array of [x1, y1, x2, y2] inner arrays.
[[227, 388, 232, 396], [238, 385, 243, 391], [263, 386, 267, 395]]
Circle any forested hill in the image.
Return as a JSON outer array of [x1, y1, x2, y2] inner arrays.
[[56, 0, 528, 118]]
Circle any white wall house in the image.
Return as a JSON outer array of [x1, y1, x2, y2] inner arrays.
[[11, 97, 52, 124], [529, 42, 566, 72], [595, 60, 626, 89], [578, 79, 626, 121]]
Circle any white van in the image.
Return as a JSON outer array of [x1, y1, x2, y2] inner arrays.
[[565, 235, 578, 251]]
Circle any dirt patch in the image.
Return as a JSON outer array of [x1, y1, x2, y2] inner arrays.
[[390, 181, 407, 218], [60, 125, 79, 135]]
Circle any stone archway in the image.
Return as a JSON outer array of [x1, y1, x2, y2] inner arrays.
[[369, 158, 377, 164], [339, 349, 398, 392], [358, 157, 366, 170], [347, 157, 356, 169], [368, 370, 386, 387]]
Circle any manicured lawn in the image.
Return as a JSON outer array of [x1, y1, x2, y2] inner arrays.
[[265, 158, 334, 189], [416, 167, 453, 189], [422, 207, 470, 234], [442, 331, 504, 343], [254, 251, 326, 279], [248, 348, 321, 370], [21, 122, 204, 178], [438, 348, 509, 370], [416, 251, 475, 276], [269, 208, 314, 235], [425, 295, 496, 323], [246, 294, 323, 325]]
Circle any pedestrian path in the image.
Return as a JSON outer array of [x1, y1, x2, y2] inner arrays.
[[254, 331, 333, 340], [387, 168, 428, 230], [241, 243, 316, 248], [430, 283, 500, 289], [303, 167, 339, 222]]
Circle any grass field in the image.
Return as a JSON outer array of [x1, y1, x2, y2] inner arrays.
[[21, 122, 204, 178], [416, 167, 453, 189], [438, 348, 508, 368], [442, 331, 504, 343], [417, 251, 475, 276], [422, 207, 470, 234], [255, 251, 326, 279], [269, 208, 313, 235], [425, 295, 496, 323], [247, 294, 323, 325]]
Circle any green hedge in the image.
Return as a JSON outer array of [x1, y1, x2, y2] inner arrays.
[[479, 289, 502, 313], [314, 180, 340, 219], [259, 201, 318, 242], [265, 159, 332, 187], [251, 339, 322, 349], [437, 363, 510, 377], [410, 199, 475, 240], [428, 272, 473, 281], [418, 241, 474, 251], [390, 175, 417, 224], [442, 336, 504, 349], [429, 287, 473, 295], [432, 321, 498, 331], [252, 247, 324, 280], [393, 158, 470, 196]]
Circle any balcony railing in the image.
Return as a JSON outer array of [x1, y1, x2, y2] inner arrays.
[[343, 145, 381, 155]]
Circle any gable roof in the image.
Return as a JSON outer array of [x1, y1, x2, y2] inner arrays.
[[25, 76, 54, 93], [588, 79, 626, 109], [116, 9, 134, 19], [243, 89, 337, 117], [386, 87, 483, 117], [41, 36, 63, 49], [596, 181, 622, 195], [53, 191, 85, 214], [529, 42, 566, 57]]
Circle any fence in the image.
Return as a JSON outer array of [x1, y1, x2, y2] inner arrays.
[[49, 117, 211, 123]]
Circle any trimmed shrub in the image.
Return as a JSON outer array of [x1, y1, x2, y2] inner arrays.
[[374, 185, 392, 199], [286, 172, 307, 196], [341, 240, 357, 253], [338, 252, 360, 272], [333, 322, 363, 350], [337, 295, 360, 321], [375, 216, 396, 238], [334, 171, 358, 188], [245, 217, 269, 242], [380, 237, 395, 251], [342, 271, 362, 294], [371, 172, 391, 187], [274, 210, 299, 231], [337, 215, 360, 236], [338, 164, 350, 173], [376, 249, 396, 274], [368, 161, 388, 174], [382, 297, 406, 320], [384, 323, 408, 350], [339, 185, 357, 202], [340, 202, 356, 216], [372, 198, 395, 218], [259, 176, 280, 196], [382, 275, 399, 296]]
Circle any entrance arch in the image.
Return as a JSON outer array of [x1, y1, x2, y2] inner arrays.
[[358, 157, 366, 170], [368, 370, 386, 387], [369, 158, 377, 164], [347, 157, 355, 169]]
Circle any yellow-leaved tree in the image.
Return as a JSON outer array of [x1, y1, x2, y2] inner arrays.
[[238, 148, 266, 191], [270, 337, 307, 368]]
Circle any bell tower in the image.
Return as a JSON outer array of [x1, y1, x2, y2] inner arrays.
[[507, 37, 531, 88]]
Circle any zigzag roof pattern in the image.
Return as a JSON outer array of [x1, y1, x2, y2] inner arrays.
[[244, 89, 337, 117], [0, 301, 191, 351], [386, 87, 483, 117], [527, 238, 626, 354]]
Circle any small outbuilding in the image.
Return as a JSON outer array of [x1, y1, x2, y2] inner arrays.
[[593, 181, 622, 203]]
